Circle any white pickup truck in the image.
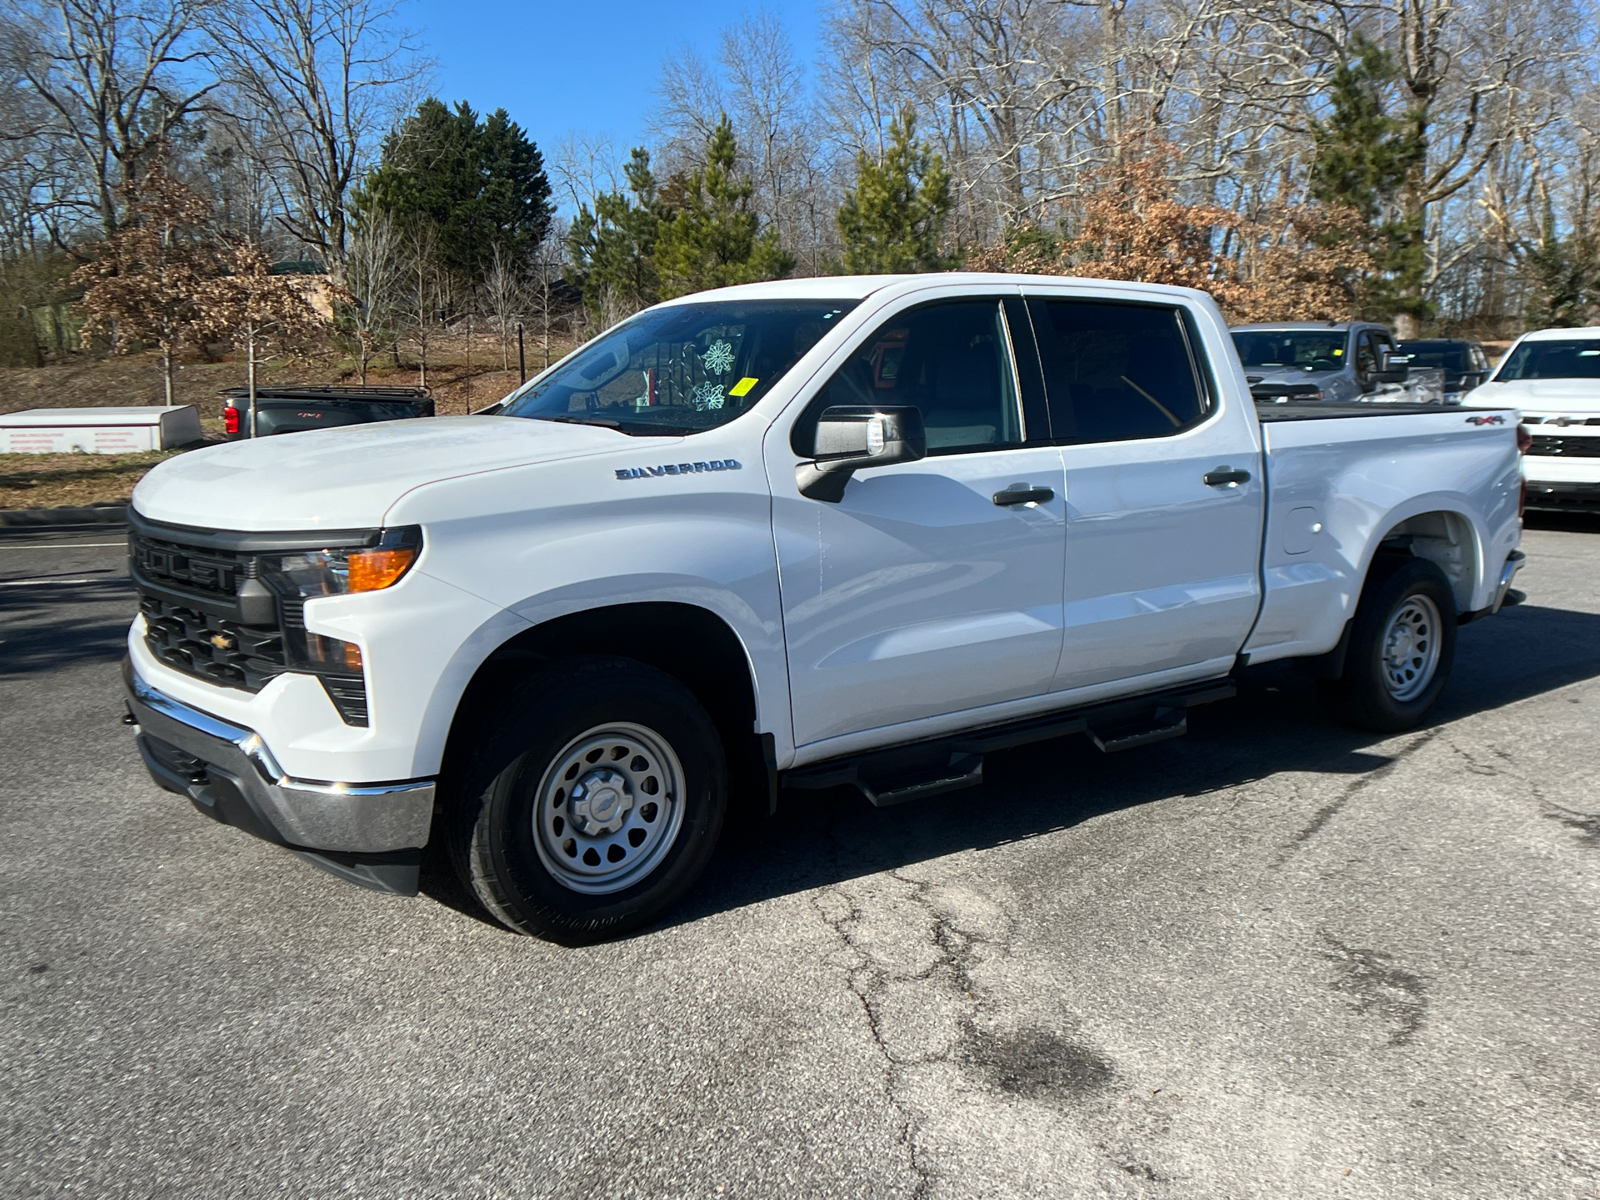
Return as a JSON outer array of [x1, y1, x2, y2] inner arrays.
[[1460, 325, 1600, 510], [123, 274, 1527, 943]]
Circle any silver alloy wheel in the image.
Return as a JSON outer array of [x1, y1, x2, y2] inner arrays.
[[531, 722, 686, 895], [1380, 594, 1442, 702]]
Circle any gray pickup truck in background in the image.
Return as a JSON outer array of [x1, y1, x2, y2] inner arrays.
[[222, 386, 434, 439], [1231, 321, 1415, 403]]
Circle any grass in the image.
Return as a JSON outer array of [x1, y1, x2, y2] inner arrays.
[[0, 448, 191, 510], [0, 330, 575, 510], [0, 330, 572, 420]]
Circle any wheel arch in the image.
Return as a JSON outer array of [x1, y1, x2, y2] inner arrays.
[[438, 601, 767, 808], [1365, 502, 1484, 614]]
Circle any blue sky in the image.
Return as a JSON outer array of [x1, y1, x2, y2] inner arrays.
[[406, 0, 823, 154]]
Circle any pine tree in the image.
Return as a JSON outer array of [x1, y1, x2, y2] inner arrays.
[[1308, 36, 1429, 326], [837, 112, 952, 274], [566, 148, 670, 323], [655, 117, 793, 298], [1523, 199, 1600, 328], [356, 99, 553, 289]]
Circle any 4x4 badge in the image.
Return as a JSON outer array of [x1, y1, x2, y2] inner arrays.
[[1464, 415, 1505, 426]]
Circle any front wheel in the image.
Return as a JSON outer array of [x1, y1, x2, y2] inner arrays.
[[450, 657, 727, 944], [1321, 557, 1457, 733]]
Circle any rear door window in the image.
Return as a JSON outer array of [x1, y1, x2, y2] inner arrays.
[[1029, 299, 1209, 443]]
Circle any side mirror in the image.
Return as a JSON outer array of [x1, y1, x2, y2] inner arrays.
[[1374, 350, 1410, 385], [796, 405, 926, 502]]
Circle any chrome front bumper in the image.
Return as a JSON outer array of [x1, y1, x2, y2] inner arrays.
[[124, 660, 435, 888]]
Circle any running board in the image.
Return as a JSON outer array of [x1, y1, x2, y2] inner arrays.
[[781, 679, 1233, 807], [1087, 706, 1186, 753], [863, 752, 985, 807]]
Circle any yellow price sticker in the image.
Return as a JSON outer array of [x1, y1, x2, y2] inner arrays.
[[728, 377, 759, 397]]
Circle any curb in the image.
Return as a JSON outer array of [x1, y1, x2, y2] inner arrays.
[[0, 504, 128, 528]]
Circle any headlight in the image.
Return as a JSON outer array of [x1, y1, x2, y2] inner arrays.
[[267, 527, 422, 598]]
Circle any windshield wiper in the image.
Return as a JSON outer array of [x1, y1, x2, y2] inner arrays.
[[530, 413, 700, 436], [620, 424, 704, 436], [536, 414, 622, 428]]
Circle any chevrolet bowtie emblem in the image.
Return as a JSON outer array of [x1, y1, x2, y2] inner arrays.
[[209, 633, 236, 651]]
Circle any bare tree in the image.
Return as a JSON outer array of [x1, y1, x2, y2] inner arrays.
[[207, 0, 429, 271], [404, 221, 438, 388], [549, 131, 623, 215], [343, 208, 401, 383], [203, 241, 331, 431], [1, 0, 216, 239], [529, 221, 567, 369], [72, 154, 225, 403], [484, 240, 521, 375]]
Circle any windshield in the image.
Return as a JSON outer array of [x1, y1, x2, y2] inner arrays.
[[501, 299, 859, 435], [1232, 331, 1348, 373], [1495, 338, 1600, 381], [1398, 341, 1469, 372]]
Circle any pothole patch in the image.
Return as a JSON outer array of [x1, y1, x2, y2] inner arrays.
[[961, 1023, 1114, 1100]]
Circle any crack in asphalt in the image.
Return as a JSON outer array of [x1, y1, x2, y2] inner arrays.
[[1544, 804, 1600, 848], [1278, 728, 1441, 863], [812, 865, 1143, 1194], [810, 885, 934, 1200]]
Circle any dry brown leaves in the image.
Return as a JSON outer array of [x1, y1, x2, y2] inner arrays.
[[970, 142, 1374, 323]]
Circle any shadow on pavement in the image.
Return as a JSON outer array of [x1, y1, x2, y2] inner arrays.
[[660, 600, 1600, 932], [0, 580, 134, 678], [8, 543, 1592, 939]]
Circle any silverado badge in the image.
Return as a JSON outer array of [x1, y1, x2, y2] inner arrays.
[[616, 460, 742, 480]]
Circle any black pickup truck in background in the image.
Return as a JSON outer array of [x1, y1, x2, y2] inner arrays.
[[222, 386, 434, 439]]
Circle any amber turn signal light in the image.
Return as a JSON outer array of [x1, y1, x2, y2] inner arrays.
[[347, 547, 417, 593]]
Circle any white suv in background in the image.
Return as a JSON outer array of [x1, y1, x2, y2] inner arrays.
[[1462, 326, 1600, 511]]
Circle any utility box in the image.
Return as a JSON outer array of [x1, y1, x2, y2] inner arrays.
[[0, 407, 204, 454]]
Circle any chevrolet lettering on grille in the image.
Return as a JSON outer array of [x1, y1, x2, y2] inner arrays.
[[133, 542, 239, 596]]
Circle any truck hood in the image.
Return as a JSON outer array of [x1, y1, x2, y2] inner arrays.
[[132, 416, 652, 531], [1245, 369, 1337, 393], [1462, 379, 1600, 412]]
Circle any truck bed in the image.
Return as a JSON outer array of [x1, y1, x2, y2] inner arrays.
[[222, 386, 434, 439], [1242, 402, 1524, 666], [1254, 401, 1496, 421]]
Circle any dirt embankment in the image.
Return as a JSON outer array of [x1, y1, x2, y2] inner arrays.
[[0, 333, 570, 510]]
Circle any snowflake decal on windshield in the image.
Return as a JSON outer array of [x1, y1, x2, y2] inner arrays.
[[701, 340, 735, 375], [690, 382, 726, 410]]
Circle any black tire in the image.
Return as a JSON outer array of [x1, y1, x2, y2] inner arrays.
[[448, 656, 726, 944], [1321, 556, 1457, 733]]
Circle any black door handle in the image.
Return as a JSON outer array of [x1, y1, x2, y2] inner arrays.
[[993, 485, 1055, 506], [1203, 468, 1252, 488]]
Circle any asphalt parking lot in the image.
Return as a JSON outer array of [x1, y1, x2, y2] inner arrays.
[[3, 517, 1598, 1200]]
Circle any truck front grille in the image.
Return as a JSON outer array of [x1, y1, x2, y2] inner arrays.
[[1527, 434, 1600, 458], [131, 533, 246, 600], [138, 594, 287, 689], [130, 523, 369, 726]]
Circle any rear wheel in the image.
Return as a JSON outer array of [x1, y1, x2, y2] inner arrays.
[[1321, 557, 1457, 733], [450, 657, 726, 943]]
